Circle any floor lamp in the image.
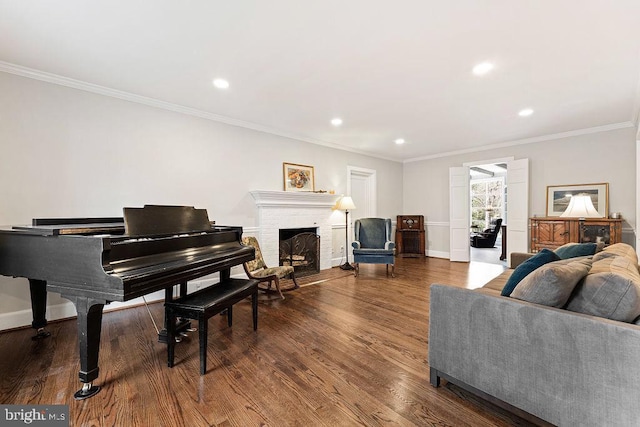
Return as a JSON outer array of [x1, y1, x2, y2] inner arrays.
[[334, 196, 356, 270]]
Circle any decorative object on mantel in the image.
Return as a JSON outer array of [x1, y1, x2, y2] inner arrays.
[[283, 162, 315, 192], [334, 196, 356, 270], [546, 183, 608, 217]]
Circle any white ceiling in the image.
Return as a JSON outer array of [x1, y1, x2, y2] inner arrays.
[[1, 1, 640, 162]]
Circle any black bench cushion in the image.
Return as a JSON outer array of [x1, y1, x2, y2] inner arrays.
[[165, 278, 258, 312]]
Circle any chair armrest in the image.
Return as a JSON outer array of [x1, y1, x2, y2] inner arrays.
[[352, 241, 361, 249], [385, 241, 395, 250]]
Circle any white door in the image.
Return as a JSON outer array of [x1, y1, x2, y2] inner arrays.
[[506, 158, 529, 266], [348, 166, 377, 221], [347, 166, 377, 255], [449, 166, 470, 262]]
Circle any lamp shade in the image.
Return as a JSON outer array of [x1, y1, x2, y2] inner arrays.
[[560, 194, 601, 218], [334, 196, 356, 211]]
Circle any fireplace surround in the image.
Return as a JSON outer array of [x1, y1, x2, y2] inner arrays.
[[250, 191, 339, 271]]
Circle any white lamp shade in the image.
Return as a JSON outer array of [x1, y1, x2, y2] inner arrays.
[[560, 194, 601, 218], [334, 196, 356, 211]]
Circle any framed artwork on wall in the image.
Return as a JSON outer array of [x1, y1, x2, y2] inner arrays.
[[545, 183, 609, 217], [283, 163, 315, 192]]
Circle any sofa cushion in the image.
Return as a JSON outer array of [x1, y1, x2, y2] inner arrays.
[[566, 255, 640, 322], [501, 249, 560, 296], [592, 242, 638, 264], [554, 242, 599, 259], [479, 269, 514, 295], [510, 258, 592, 307]]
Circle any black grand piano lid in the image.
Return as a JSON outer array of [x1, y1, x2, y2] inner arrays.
[[123, 205, 212, 237], [11, 217, 125, 236]]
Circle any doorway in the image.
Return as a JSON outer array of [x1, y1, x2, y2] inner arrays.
[[470, 163, 507, 265], [450, 157, 529, 266]]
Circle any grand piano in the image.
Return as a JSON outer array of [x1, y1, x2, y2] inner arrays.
[[0, 205, 255, 399]]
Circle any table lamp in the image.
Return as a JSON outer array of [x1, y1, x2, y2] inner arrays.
[[560, 194, 601, 243]]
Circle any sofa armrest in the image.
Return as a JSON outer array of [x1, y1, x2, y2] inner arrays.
[[428, 284, 640, 426], [385, 241, 395, 250], [351, 241, 361, 250], [510, 252, 535, 268]]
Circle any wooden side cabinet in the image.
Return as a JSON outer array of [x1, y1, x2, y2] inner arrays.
[[530, 217, 622, 252], [396, 215, 425, 257]]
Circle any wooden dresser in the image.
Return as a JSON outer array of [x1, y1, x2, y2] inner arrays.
[[529, 217, 622, 252], [395, 215, 425, 257]]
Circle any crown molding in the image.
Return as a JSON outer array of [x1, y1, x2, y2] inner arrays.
[[0, 61, 401, 163], [1, 60, 634, 164], [404, 122, 636, 163]]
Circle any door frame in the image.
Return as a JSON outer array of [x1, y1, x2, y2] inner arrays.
[[450, 156, 529, 263]]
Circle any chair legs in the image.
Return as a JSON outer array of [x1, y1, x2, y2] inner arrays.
[[290, 271, 300, 289], [273, 277, 285, 300], [386, 264, 395, 278], [354, 263, 395, 278]]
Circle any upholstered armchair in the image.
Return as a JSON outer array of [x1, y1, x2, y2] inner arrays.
[[242, 236, 299, 299], [351, 218, 395, 277], [470, 218, 503, 248]]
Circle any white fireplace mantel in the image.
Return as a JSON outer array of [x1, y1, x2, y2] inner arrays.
[[250, 190, 340, 208], [249, 190, 341, 270]]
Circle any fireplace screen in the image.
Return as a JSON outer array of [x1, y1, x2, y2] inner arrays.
[[279, 229, 320, 277]]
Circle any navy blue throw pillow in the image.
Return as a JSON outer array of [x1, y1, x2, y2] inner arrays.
[[501, 249, 560, 296], [554, 243, 598, 259]]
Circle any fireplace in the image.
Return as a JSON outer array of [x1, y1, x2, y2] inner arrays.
[[279, 228, 320, 277], [250, 190, 340, 271]]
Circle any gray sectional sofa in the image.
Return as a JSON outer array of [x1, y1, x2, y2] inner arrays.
[[429, 243, 640, 426]]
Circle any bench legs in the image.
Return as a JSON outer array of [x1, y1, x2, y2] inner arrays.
[[167, 290, 258, 375], [198, 316, 208, 375]]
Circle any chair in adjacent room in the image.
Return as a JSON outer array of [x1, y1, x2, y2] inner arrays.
[[241, 236, 299, 299], [352, 218, 395, 277], [470, 218, 503, 248]]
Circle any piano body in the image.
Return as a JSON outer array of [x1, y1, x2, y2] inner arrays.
[[0, 205, 254, 399]]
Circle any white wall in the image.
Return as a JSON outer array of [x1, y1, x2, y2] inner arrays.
[[403, 126, 637, 256], [0, 72, 403, 329]]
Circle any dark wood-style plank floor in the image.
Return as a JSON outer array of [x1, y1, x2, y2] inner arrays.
[[0, 257, 536, 426]]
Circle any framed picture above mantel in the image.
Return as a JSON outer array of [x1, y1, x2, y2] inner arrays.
[[283, 163, 315, 192], [545, 183, 609, 217]]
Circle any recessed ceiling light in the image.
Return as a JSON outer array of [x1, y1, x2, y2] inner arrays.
[[395, 138, 405, 145], [518, 108, 534, 117], [212, 78, 229, 89], [331, 118, 343, 126], [472, 62, 494, 76]]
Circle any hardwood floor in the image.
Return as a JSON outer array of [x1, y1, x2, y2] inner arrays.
[[0, 257, 537, 426]]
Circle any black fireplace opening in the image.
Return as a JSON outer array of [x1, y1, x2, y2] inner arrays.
[[279, 228, 320, 277]]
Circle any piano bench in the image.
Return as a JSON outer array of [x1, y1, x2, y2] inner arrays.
[[165, 278, 259, 375]]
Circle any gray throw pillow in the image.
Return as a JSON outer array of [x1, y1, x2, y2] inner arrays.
[[566, 255, 640, 322], [510, 258, 592, 307], [592, 243, 638, 264]]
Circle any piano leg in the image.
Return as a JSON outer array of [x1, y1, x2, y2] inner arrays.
[[158, 285, 191, 343], [65, 295, 106, 400], [28, 279, 50, 340]]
